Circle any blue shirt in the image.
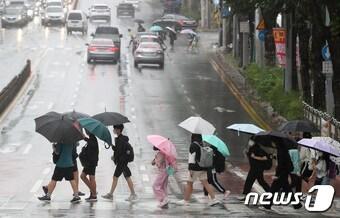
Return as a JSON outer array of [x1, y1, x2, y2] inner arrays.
[[56, 143, 74, 168]]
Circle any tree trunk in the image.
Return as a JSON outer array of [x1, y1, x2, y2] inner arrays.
[[291, 11, 299, 91]]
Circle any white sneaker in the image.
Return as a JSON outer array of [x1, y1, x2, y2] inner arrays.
[[236, 195, 246, 201], [101, 193, 113, 200], [209, 198, 220, 206], [175, 199, 190, 206], [125, 194, 138, 202], [159, 199, 169, 208], [224, 190, 231, 200]]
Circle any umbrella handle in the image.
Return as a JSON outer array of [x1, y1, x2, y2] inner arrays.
[[104, 143, 112, 149]]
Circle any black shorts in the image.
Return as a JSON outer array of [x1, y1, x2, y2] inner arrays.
[[72, 161, 78, 172], [83, 166, 96, 176], [114, 164, 131, 178], [52, 167, 74, 181]]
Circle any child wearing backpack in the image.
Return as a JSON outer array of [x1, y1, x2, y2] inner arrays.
[[102, 124, 137, 201]]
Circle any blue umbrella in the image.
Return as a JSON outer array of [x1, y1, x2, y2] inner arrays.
[[150, 25, 163, 32], [202, 135, 230, 157], [78, 117, 112, 145]]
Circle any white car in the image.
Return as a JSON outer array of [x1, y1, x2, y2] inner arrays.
[[88, 4, 110, 22], [66, 10, 88, 35], [41, 6, 65, 25], [123, 0, 140, 10]]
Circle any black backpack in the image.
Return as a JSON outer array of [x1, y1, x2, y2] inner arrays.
[[124, 141, 134, 163], [213, 149, 226, 173]]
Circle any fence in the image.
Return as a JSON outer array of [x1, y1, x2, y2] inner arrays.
[[0, 60, 31, 115], [303, 101, 340, 140]]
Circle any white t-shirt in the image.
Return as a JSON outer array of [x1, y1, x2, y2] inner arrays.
[[300, 147, 317, 170]]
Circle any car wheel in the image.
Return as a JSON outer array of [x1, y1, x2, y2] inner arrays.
[[159, 62, 164, 69], [134, 61, 138, 68]]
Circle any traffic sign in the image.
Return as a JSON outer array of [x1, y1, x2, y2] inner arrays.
[[322, 44, 331, 61], [256, 19, 266, 30], [258, 30, 267, 41]]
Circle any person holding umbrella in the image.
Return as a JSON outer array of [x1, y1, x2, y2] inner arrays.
[[137, 23, 145, 32], [38, 143, 81, 203], [79, 131, 99, 202], [102, 124, 137, 202]]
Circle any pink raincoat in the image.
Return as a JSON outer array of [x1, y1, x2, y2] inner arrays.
[[152, 151, 168, 203]]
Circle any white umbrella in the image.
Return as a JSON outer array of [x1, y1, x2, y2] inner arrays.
[[226, 123, 265, 135], [298, 137, 340, 157], [180, 29, 196, 35], [178, 116, 215, 135]]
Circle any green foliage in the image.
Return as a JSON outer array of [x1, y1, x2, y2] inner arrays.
[[245, 64, 303, 120]]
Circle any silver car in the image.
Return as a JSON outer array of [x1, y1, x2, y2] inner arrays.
[[41, 6, 65, 25], [134, 42, 165, 69], [86, 38, 119, 64], [88, 4, 110, 22]]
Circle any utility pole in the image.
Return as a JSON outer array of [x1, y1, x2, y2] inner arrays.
[[232, 14, 239, 58], [200, 0, 208, 29], [284, 10, 293, 92], [240, 21, 250, 67], [255, 8, 264, 67]]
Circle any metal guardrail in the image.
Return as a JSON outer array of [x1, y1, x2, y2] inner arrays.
[[303, 101, 340, 140], [0, 60, 31, 116]]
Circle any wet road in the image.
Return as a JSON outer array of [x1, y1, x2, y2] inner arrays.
[[1, 0, 338, 217]]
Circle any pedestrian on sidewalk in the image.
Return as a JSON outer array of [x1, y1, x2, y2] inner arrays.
[[299, 132, 317, 191], [42, 143, 85, 197], [288, 148, 302, 193], [168, 30, 176, 50], [176, 134, 219, 206], [151, 146, 170, 208], [203, 146, 230, 200], [102, 124, 137, 201], [79, 131, 99, 202], [38, 143, 81, 203], [238, 137, 270, 201]]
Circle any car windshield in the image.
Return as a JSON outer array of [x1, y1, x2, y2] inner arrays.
[[47, 2, 62, 7], [46, 7, 63, 13], [95, 27, 119, 34], [68, 13, 82, 20], [5, 8, 20, 14], [94, 5, 108, 9]]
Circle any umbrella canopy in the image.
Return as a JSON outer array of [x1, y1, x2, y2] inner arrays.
[[178, 116, 215, 135], [298, 137, 340, 157], [35, 111, 84, 144], [226, 123, 265, 135], [150, 25, 163, 32], [254, 131, 297, 149], [278, 120, 319, 133], [147, 135, 177, 163], [166, 26, 176, 33], [327, 137, 340, 164], [134, 19, 144, 24], [180, 29, 196, 35], [78, 117, 112, 145], [92, 112, 130, 126], [202, 135, 230, 157], [63, 110, 90, 121]]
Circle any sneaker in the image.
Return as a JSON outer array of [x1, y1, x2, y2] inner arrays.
[[70, 196, 81, 203], [42, 186, 48, 195], [38, 195, 51, 202], [101, 193, 113, 200], [125, 194, 138, 202], [237, 195, 246, 201], [175, 199, 190, 206], [224, 190, 231, 200], [208, 198, 220, 206], [159, 199, 169, 208], [85, 195, 97, 202], [78, 191, 86, 196]]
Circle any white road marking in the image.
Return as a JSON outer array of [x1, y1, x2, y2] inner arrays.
[[142, 174, 149, 182], [73, 94, 78, 98], [183, 90, 188, 94], [75, 87, 79, 92], [42, 167, 51, 175], [139, 165, 146, 171], [47, 102, 54, 110], [30, 179, 43, 193], [22, 144, 32, 155], [70, 102, 75, 106], [132, 115, 136, 119], [131, 107, 135, 112], [186, 96, 192, 103], [190, 105, 196, 110], [0, 147, 16, 154]]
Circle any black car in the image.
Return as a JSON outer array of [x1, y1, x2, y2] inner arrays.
[[1, 7, 28, 27], [91, 26, 122, 60], [116, 3, 134, 18], [153, 14, 197, 31]]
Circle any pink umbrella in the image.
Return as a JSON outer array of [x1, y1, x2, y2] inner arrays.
[[147, 135, 177, 164]]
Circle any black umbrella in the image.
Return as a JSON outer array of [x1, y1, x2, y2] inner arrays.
[[278, 120, 319, 133], [63, 110, 90, 121], [134, 19, 144, 24], [92, 112, 130, 126], [35, 112, 84, 144], [254, 131, 297, 149]]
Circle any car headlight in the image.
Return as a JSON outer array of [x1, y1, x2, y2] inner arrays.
[[18, 15, 22, 20]]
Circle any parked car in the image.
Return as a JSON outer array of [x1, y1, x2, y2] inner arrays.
[[116, 3, 134, 18], [1, 6, 28, 27], [153, 13, 197, 31], [41, 6, 65, 26], [86, 38, 120, 64], [123, 0, 140, 11], [66, 10, 88, 35], [91, 26, 122, 59], [134, 42, 165, 69], [88, 4, 110, 22]]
